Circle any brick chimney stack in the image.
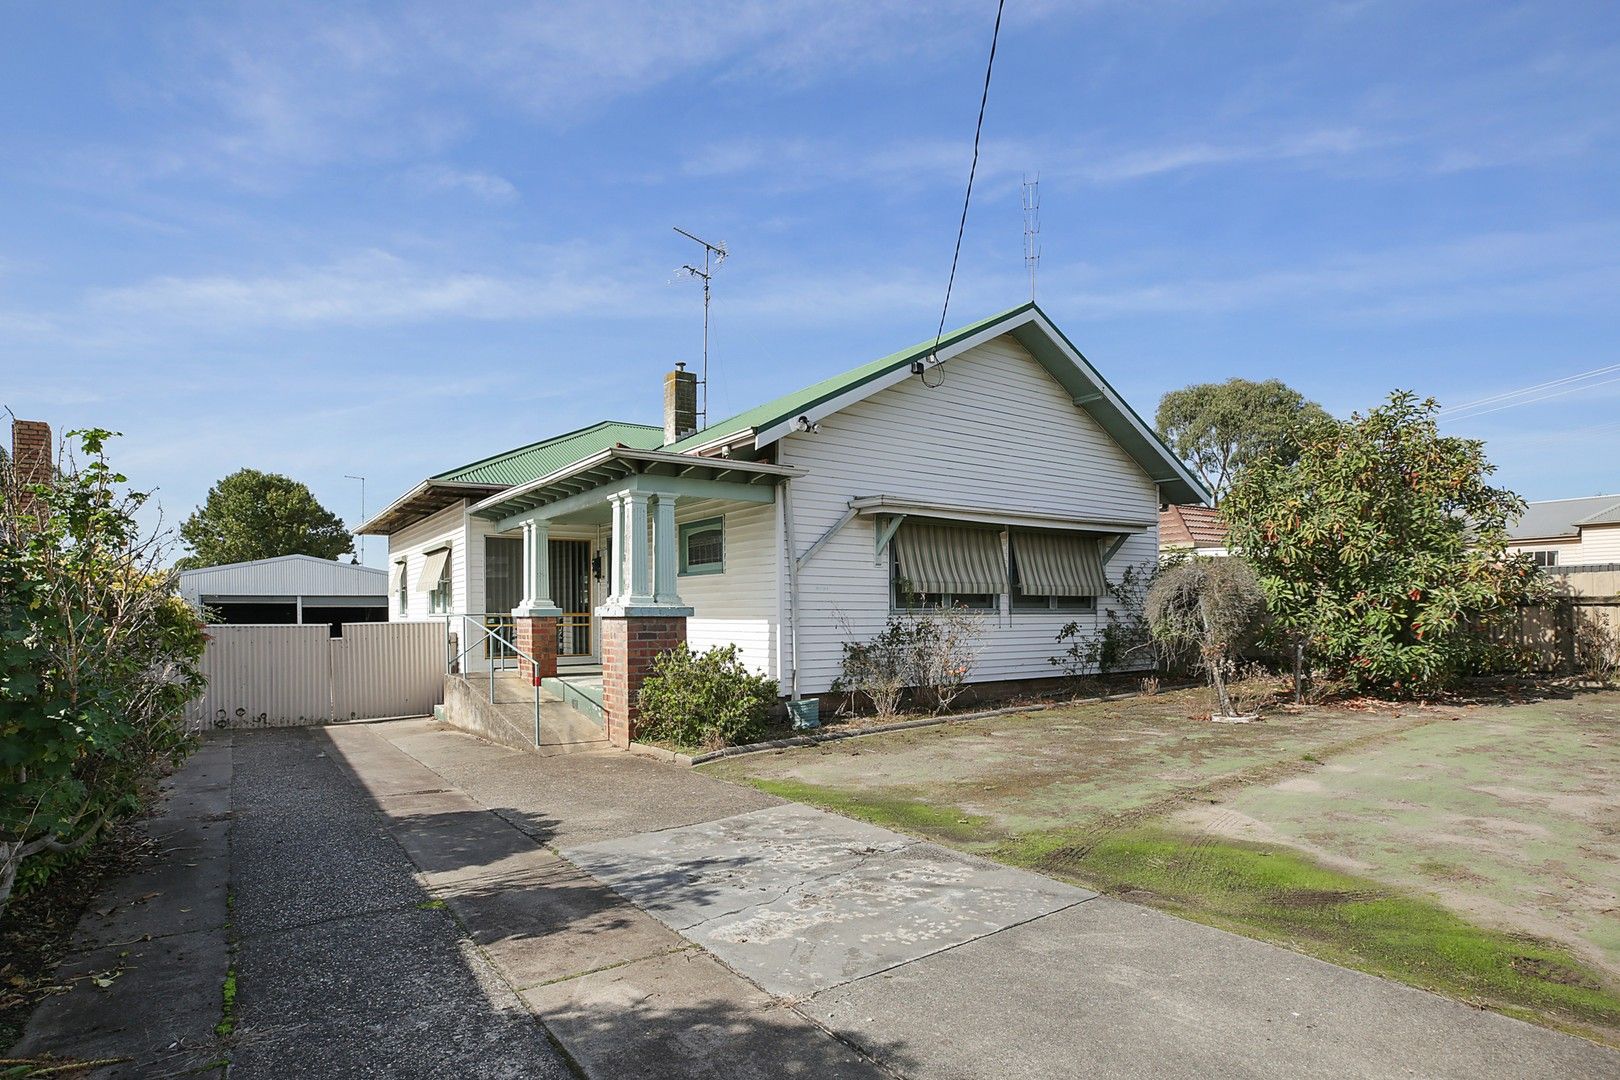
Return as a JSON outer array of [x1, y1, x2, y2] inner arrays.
[[664, 363, 698, 444], [9, 419, 53, 525]]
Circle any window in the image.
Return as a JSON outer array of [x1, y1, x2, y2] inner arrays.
[[889, 521, 1001, 610], [680, 517, 725, 575], [1530, 550, 1559, 568], [393, 562, 408, 617], [1009, 529, 1105, 612], [417, 546, 453, 614]]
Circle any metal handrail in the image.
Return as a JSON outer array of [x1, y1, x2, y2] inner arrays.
[[439, 613, 542, 747]]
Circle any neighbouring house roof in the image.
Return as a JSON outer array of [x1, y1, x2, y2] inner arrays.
[[1159, 504, 1228, 549], [662, 302, 1210, 507], [1508, 495, 1620, 541]]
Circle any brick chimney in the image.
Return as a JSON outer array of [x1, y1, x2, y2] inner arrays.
[[664, 363, 698, 444], [9, 419, 53, 526]]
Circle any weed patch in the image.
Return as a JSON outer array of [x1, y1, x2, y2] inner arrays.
[[1002, 825, 1620, 1040], [742, 778, 992, 844]]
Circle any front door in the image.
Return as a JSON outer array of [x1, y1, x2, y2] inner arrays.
[[549, 539, 593, 660]]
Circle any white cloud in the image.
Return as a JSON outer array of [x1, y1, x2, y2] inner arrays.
[[88, 250, 642, 327], [405, 164, 519, 202]]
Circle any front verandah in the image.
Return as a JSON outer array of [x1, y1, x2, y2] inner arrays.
[[469, 447, 800, 748]]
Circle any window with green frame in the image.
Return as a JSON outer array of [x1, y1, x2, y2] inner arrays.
[[679, 517, 724, 575]]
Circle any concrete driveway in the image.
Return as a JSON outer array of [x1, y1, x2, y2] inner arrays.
[[342, 717, 1618, 1080], [15, 716, 1620, 1078]]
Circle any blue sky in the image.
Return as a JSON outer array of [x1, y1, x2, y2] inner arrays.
[[2, 1, 1617, 564]]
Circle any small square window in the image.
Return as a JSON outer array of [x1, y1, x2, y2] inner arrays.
[[1530, 550, 1558, 568], [680, 518, 725, 575]]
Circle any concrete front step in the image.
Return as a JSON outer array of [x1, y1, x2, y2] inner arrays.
[[443, 674, 609, 757]]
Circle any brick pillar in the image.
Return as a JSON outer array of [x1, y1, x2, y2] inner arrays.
[[601, 615, 686, 748], [513, 616, 559, 685], [9, 419, 52, 525]]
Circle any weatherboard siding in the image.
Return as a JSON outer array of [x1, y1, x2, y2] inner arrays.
[[387, 500, 470, 623], [778, 333, 1161, 695], [677, 500, 779, 679]]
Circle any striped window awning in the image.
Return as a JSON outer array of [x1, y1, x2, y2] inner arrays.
[[416, 547, 451, 591], [1011, 530, 1108, 597], [894, 522, 1005, 596]]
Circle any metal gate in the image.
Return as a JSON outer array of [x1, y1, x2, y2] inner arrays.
[[185, 622, 446, 730]]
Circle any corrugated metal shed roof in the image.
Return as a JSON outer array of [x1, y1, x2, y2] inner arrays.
[[1509, 495, 1620, 540], [434, 421, 665, 486], [177, 554, 386, 604]]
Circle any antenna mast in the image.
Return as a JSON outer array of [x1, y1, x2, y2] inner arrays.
[[344, 474, 366, 564], [674, 226, 727, 429], [1022, 173, 1040, 302]]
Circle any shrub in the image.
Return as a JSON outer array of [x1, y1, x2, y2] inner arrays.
[[1146, 557, 1266, 717], [833, 608, 986, 718], [1049, 561, 1178, 683], [1223, 391, 1547, 696], [636, 644, 777, 749], [2, 429, 207, 914]]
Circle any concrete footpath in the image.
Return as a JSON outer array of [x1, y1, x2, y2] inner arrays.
[[11, 716, 1620, 1078]]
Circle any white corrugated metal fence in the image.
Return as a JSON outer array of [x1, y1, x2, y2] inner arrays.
[[186, 622, 446, 730]]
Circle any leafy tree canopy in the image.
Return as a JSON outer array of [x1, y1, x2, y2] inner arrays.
[[1222, 391, 1544, 696], [178, 468, 352, 568], [1155, 378, 1332, 503]]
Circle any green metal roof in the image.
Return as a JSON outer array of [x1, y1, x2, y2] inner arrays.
[[663, 303, 1036, 454], [434, 420, 664, 487]]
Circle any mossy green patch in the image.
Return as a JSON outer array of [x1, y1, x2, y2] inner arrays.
[[1001, 825, 1620, 1040], [215, 967, 237, 1038], [742, 777, 993, 845]]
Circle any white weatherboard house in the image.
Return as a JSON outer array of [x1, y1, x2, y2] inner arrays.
[[360, 304, 1208, 747]]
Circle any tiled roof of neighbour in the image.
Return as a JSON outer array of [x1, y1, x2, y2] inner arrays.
[[434, 421, 665, 486], [1159, 504, 1227, 548], [1508, 495, 1620, 540]]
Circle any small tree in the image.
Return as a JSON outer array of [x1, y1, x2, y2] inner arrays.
[[1146, 558, 1265, 717], [2, 430, 207, 913], [178, 468, 352, 568], [1223, 391, 1545, 696], [1156, 378, 1332, 503]]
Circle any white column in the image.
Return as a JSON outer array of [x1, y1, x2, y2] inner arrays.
[[606, 493, 628, 606], [652, 492, 682, 606], [514, 516, 560, 616], [624, 490, 654, 606]]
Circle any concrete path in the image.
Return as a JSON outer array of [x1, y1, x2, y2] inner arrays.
[[338, 717, 1620, 1080]]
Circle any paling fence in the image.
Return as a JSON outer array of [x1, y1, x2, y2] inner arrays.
[[184, 622, 447, 730], [1497, 565, 1620, 673]]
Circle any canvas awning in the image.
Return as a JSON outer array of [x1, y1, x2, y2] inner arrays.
[[1011, 530, 1108, 597], [415, 547, 450, 591], [894, 522, 1005, 596], [389, 561, 405, 592]]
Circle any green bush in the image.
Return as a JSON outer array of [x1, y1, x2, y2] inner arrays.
[[636, 644, 778, 749], [2, 430, 206, 914]]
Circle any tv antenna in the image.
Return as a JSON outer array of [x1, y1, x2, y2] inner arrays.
[[344, 474, 366, 564], [674, 226, 727, 429], [1022, 173, 1041, 302]]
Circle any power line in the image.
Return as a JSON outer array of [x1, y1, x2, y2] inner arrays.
[[1444, 372, 1620, 422], [917, 0, 1008, 389], [1443, 362, 1620, 418]]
